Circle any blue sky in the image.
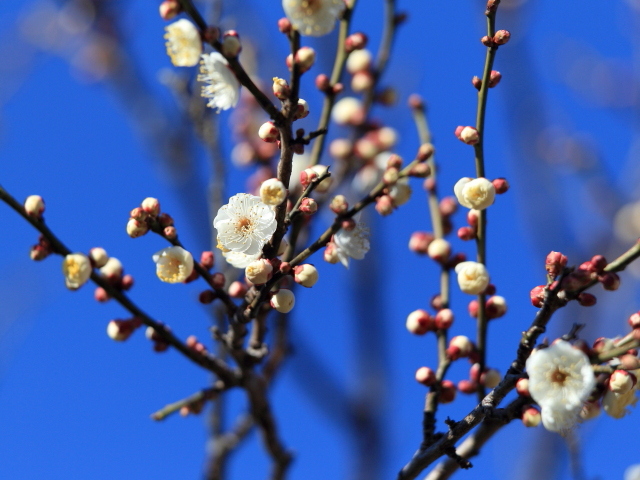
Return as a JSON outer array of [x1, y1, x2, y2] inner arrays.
[[1, 0, 640, 479]]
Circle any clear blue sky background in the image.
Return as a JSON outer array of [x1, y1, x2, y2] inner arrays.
[[1, 0, 639, 479]]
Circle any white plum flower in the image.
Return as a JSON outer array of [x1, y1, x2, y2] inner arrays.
[[453, 177, 495, 210], [62, 253, 92, 290], [164, 19, 202, 67], [603, 387, 638, 419], [526, 340, 596, 433], [260, 178, 288, 206], [333, 221, 370, 268], [152, 246, 194, 283], [455, 261, 489, 295], [198, 52, 240, 112], [222, 250, 261, 269], [282, 0, 345, 37], [214, 194, 277, 256]]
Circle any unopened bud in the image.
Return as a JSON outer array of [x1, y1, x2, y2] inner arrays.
[[482, 368, 501, 388], [159, 0, 181, 20], [330, 195, 349, 214], [345, 32, 368, 52], [245, 259, 273, 285], [346, 49, 372, 74], [488, 70, 502, 87], [163, 226, 177, 239], [493, 30, 511, 45], [457, 380, 477, 394], [471, 76, 482, 90], [24, 195, 45, 217], [486, 295, 507, 319], [211, 272, 225, 289], [383, 167, 399, 185], [315, 73, 331, 92], [599, 272, 620, 291], [299, 197, 317, 214], [628, 312, 640, 329], [481, 35, 494, 47], [288, 47, 316, 73], [126, 218, 148, 238], [530, 285, 545, 308], [609, 370, 636, 394], [439, 380, 457, 404], [415, 366, 436, 386], [278, 17, 292, 34], [324, 242, 340, 264], [294, 264, 319, 287], [107, 318, 141, 342], [258, 121, 279, 143], [417, 143, 434, 162], [295, 98, 310, 120], [521, 407, 541, 427], [221, 30, 241, 57], [409, 163, 431, 178], [375, 195, 394, 216], [455, 126, 479, 145], [158, 213, 174, 227], [228, 281, 247, 298], [200, 251, 215, 270], [406, 309, 433, 335], [545, 251, 567, 277], [199, 290, 216, 304], [577, 292, 597, 307], [458, 226, 476, 241], [427, 238, 451, 263], [516, 378, 530, 397], [468, 299, 479, 318], [141, 197, 160, 217], [272, 77, 290, 100], [434, 308, 454, 330], [271, 289, 295, 313], [492, 178, 509, 194], [447, 335, 474, 360]]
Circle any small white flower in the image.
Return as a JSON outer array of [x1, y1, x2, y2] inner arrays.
[[332, 97, 362, 125], [260, 178, 288, 206], [62, 253, 92, 290], [455, 261, 489, 295], [526, 340, 596, 433], [164, 19, 202, 67], [453, 177, 495, 210], [198, 52, 240, 112], [282, 0, 345, 37], [214, 194, 277, 256], [222, 250, 261, 269], [333, 222, 370, 268], [152, 246, 194, 283], [603, 387, 638, 419]]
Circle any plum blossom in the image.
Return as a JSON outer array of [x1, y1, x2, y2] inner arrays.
[[526, 340, 596, 433], [198, 52, 240, 112], [222, 250, 261, 269], [152, 246, 194, 283], [214, 194, 277, 256], [333, 221, 370, 268], [454, 177, 495, 210], [164, 19, 202, 67], [62, 253, 92, 290], [455, 261, 489, 295], [282, 0, 345, 37]]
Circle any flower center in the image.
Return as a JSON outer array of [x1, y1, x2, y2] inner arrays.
[[65, 259, 81, 278], [550, 367, 569, 385], [236, 217, 254, 234], [301, 0, 322, 14]]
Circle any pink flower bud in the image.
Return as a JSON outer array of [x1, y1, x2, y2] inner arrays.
[[488, 70, 502, 88], [294, 264, 319, 288], [447, 335, 474, 360], [199, 290, 216, 304], [485, 295, 507, 319], [468, 299, 479, 318], [415, 367, 436, 386], [427, 238, 451, 262], [492, 178, 509, 194], [212, 272, 225, 290], [30, 244, 49, 261], [406, 309, 433, 335], [455, 126, 479, 145], [159, 0, 181, 20], [545, 251, 568, 277], [200, 251, 215, 270], [439, 196, 457, 216], [277, 17, 292, 34], [521, 407, 541, 427], [295, 99, 310, 119], [221, 30, 241, 57], [577, 292, 597, 307], [315, 74, 330, 92], [435, 308, 454, 330], [467, 209, 480, 227], [530, 285, 545, 308], [375, 195, 394, 216], [431, 294, 443, 311], [345, 32, 368, 52], [121, 274, 134, 291], [346, 49, 372, 74], [24, 195, 45, 217], [163, 226, 177, 240], [620, 354, 640, 370], [609, 370, 636, 394], [299, 168, 318, 188], [591, 255, 608, 272], [408, 94, 424, 110], [480, 35, 494, 47], [493, 30, 511, 45], [288, 47, 316, 73], [94, 287, 110, 302], [628, 312, 640, 329], [471, 76, 482, 90], [516, 378, 530, 397], [329, 139, 352, 159], [258, 121, 279, 143], [299, 197, 318, 215], [126, 218, 149, 238], [417, 143, 434, 163], [458, 226, 476, 241], [439, 380, 457, 404], [272, 77, 290, 100], [599, 272, 620, 291], [228, 281, 247, 298], [457, 379, 477, 394], [408, 231, 434, 254]]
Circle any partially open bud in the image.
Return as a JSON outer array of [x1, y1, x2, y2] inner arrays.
[[89, 247, 109, 268], [310, 165, 332, 192], [271, 289, 295, 313], [100, 257, 123, 283], [406, 309, 433, 335], [434, 308, 454, 330], [245, 259, 273, 285], [409, 231, 434, 254], [287, 47, 316, 73], [324, 242, 340, 264], [141, 197, 160, 217], [272, 77, 290, 100], [294, 264, 319, 287], [221, 30, 241, 57], [295, 99, 310, 119], [258, 121, 280, 143], [62, 253, 92, 290], [299, 168, 318, 188], [455, 126, 479, 145], [260, 178, 287, 206], [521, 407, 541, 427], [415, 366, 436, 386], [609, 370, 636, 394], [228, 281, 247, 298], [152, 246, 194, 283], [427, 238, 451, 263], [24, 195, 45, 217]]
